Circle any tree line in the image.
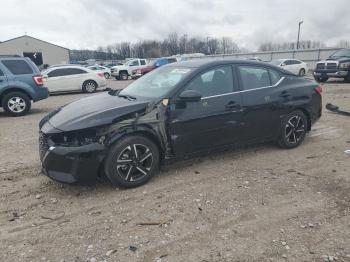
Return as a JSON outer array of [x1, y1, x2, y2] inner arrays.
[[70, 33, 243, 61], [69, 32, 348, 61]]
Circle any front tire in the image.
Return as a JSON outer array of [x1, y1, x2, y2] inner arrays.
[[104, 72, 110, 79], [82, 80, 97, 93], [2, 92, 31, 116], [104, 135, 159, 188], [278, 111, 307, 149], [299, 68, 306, 76], [119, 71, 128, 81]]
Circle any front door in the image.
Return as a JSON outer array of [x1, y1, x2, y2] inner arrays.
[[45, 68, 67, 92], [169, 65, 244, 156]]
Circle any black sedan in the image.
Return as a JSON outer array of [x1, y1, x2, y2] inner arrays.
[[39, 59, 322, 188]]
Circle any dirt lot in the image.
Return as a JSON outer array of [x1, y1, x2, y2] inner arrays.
[[0, 78, 349, 262]]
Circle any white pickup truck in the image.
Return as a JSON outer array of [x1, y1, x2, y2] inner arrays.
[[111, 59, 148, 80]]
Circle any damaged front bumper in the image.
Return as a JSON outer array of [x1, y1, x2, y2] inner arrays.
[[40, 133, 107, 185]]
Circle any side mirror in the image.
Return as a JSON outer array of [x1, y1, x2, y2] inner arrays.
[[42, 74, 48, 79], [179, 90, 202, 102], [280, 63, 285, 66]]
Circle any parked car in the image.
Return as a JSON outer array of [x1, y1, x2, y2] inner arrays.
[[111, 59, 147, 80], [270, 59, 308, 76], [39, 64, 50, 71], [105, 62, 123, 68], [131, 57, 177, 79], [39, 59, 322, 188], [0, 56, 49, 116], [313, 48, 350, 82], [87, 65, 112, 79], [42, 65, 107, 93]]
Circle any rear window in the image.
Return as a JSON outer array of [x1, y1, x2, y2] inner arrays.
[[238, 66, 271, 90], [2, 60, 33, 75], [269, 69, 281, 85]]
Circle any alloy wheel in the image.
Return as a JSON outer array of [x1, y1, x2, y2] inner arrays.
[[116, 144, 153, 182], [7, 97, 26, 113], [85, 82, 96, 92], [284, 115, 305, 144]]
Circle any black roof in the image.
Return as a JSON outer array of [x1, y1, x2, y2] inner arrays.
[[0, 35, 69, 51], [169, 58, 292, 74]]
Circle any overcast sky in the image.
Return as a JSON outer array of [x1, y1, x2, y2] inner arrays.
[[1, 0, 349, 51]]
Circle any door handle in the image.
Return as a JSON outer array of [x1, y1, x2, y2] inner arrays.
[[225, 101, 242, 110], [279, 91, 290, 98]]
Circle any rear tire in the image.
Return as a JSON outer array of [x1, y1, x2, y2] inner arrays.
[[299, 68, 306, 76], [104, 72, 110, 79], [2, 91, 31, 117], [104, 135, 159, 188], [278, 110, 307, 149], [82, 80, 97, 93]]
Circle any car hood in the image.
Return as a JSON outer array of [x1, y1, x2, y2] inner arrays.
[[112, 65, 127, 70], [48, 92, 150, 132], [325, 57, 350, 63]]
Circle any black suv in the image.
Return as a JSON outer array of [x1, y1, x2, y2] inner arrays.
[[0, 56, 49, 116], [314, 49, 350, 82]]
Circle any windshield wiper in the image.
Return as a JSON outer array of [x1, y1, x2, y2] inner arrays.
[[117, 93, 136, 101]]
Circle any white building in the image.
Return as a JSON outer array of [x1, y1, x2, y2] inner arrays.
[[0, 35, 70, 66]]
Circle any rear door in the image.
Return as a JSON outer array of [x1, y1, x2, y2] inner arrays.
[[0, 66, 8, 90], [169, 65, 244, 155], [1, 59, 34, 88], [64, 68, 89, 90], [236, 65, 284, 141]]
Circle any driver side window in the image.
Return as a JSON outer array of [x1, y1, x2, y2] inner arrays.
[[130, 60, 139, 66], [185, 66, 234, 98]]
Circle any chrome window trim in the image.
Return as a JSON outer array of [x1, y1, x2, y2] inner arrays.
[[201, 76, 285, 100]]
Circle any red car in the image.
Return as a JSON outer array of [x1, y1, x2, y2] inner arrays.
[[131, 57, 177, 79]]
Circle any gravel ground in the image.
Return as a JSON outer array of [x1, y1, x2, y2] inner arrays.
[[0, 78, 349, 262]]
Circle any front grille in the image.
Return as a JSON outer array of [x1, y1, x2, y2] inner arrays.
[[39, 132, 49, 161], [327, 63, 337, 70], [316, 63, 325, 70], [316, 62, 338, 70]]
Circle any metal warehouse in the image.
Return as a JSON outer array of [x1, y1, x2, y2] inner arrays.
[[0, 35, 69, 66]]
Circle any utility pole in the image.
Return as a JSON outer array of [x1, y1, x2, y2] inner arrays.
[[296, 21, 303, 50], [206, 36, 211, 55]]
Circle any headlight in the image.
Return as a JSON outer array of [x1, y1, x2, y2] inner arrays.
[[50, 129, 103, 147], [339, 62, 350, 69]]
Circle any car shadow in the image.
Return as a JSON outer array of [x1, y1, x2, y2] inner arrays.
[[0, 108, 49, 118], [42, 141, 279, 195]]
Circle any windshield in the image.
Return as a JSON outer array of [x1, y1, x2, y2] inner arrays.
[[330, 49, 350, 58], [119, 66, 192, 99], [270, 60, 283, 65]]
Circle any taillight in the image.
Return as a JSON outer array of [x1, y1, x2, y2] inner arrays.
[[315, 86, 322, 94], [33, 75, 43, 86], [97, 72, 104, 78]]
